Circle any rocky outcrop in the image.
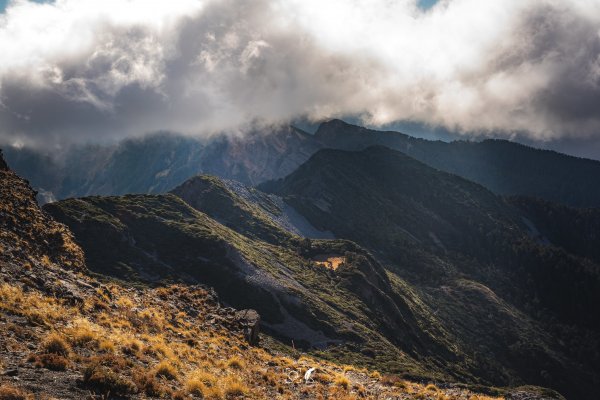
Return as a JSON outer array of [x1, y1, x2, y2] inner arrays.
[[0, 151, 86, 280], [0, 150, 8, 171], [237, 309, 261, 345]]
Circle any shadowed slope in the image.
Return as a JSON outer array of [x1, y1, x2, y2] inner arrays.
[[262, 146, 600, 398]]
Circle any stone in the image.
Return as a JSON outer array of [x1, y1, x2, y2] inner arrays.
[[237, 309, 260, 345]]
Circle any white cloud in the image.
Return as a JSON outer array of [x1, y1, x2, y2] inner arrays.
[[1, 0, 600, 146]]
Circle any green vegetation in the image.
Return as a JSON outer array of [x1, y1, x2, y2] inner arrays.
[[0, 149, 549, 400], [45, 190, 457, 383], [262, 145, 600, 398], [171, 175, 294, 245], [46, 163, 597, 398]]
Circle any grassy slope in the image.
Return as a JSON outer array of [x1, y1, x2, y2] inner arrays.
[[46, 192, 473, 383], [171, 173, 593, 397]]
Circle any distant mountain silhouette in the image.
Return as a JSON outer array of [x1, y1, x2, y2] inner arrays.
[[315, 119, 600, 207], [6, 120, 600, 208]]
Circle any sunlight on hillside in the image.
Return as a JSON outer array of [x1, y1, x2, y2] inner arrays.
[[0, 281, 505, 399], [313, 254, 346, 270]]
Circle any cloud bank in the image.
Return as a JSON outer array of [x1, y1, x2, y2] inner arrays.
[[1, 0, 600, 146]]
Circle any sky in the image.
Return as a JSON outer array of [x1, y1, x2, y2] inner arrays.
[[1, 0, 600, 159], [0, 0, 50, 12]]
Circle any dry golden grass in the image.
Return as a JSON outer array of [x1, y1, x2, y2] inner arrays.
[[0, 284, 73, 324], [65, 318, 100, 346], [154, 361, 179, 381], [31, 353, 70, 371], [0, 276, 505, 400], [334, 374, 350, 389], [0, 385, 33, 400], [222, 375, 248, 398], [132, 368, 163, 397], [426, 383, 440, 392], [98, 339, 115, 353], [41, 333, 71, 356], [121, 338, 143, 356], [82, 362, 137, 396], [115, 295, 135, 309], [226, 355, 245, 370], [40, 255, 52, 268], [185, 378, 207, 397], [187, 369, 218, 388]]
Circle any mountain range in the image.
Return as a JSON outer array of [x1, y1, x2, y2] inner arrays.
[[2, 119, 600, 399], [6, 120, 600, 208]]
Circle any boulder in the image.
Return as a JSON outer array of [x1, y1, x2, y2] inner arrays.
[[236, 309, 260, 345], [0, 150, 8, 171]]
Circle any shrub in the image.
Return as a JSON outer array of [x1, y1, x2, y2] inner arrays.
[[154, 361, 178, 380], [186, 378, 206, 396], [226, 356, 245, 370], [133, 369, 163, 397], [82, 364, 136, 396], [334, 374, 350, 389], [122, 339, 143, 355], [0, 385, 33, 400], [223, 376, 248, 398], [41, 333, 70, 356], [30, 353, 69, 371]]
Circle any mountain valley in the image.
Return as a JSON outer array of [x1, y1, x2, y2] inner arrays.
[[2, 120, 599, 399]]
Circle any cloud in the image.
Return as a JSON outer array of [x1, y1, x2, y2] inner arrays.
[[1, 0, 600, 146]]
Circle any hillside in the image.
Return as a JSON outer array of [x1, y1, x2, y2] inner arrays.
[[46, 169, 577, 398], [170, 175, 334, 244], [509, 197, 600, 265], [262, 146, 600, 399], [44, 188, 472, 383], [0, 152, 522, 399]]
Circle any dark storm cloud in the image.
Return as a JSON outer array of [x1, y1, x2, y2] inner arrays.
[[1, 0, 600, 147]]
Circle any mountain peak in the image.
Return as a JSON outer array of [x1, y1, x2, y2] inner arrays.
[[315, 119, 364, 138]]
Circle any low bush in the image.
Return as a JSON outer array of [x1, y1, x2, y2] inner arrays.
[[154, 361, 178, 380], [0, 385, 33, 400], [41, 333, 70, 356], [30, 353, 69, 371], [82, 363, 136, 396]]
